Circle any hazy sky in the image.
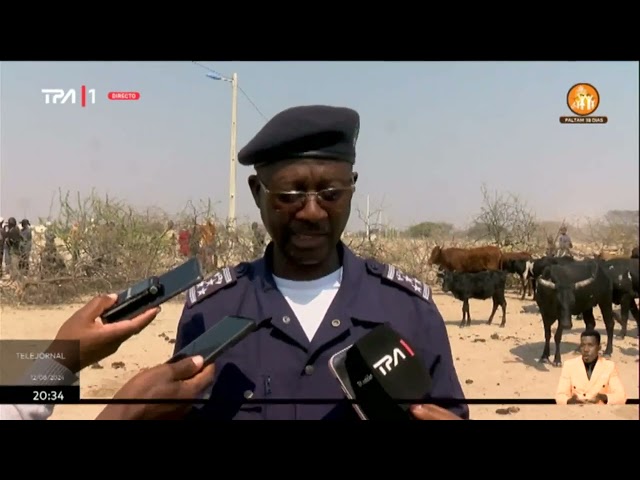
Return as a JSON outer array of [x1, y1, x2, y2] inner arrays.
[[0, 61, 638, 230]]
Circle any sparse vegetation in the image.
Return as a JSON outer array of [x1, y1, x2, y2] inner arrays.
[[1, 187, 637, 306]]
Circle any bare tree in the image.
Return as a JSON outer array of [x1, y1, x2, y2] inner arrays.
[[584, 210, 639, 254], [472, 183, 538, 249], [354, 196, 388, 241]]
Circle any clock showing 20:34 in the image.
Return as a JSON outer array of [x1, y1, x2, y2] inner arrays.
[[32, 390, 66, 402]]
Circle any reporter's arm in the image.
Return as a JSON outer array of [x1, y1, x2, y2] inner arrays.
[[95, 355, 215, 420], [1, 294, 160, 421], [1, 347, 80, 421], [0, 404, 55, 421]]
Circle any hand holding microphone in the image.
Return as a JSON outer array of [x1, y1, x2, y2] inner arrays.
[[329, 323, 465, 420]]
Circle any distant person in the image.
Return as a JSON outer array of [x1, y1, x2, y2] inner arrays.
[[3, 217, 23, 275], [545, 234, 556, 257], [556, 226, 573, 258], [199, 220, 217, 271], [162, 220, 178, 259], [189, 223, 201, 258], [19, 219, 32, 273], [178, 227, 191, 257], [555, 330, 626, 405], [41, 223, 66, 276], [69, 222, 82, 265]]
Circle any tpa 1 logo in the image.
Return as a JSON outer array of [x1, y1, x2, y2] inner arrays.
[[372, 339, 415, 376], [41, 86, 96, 107], [559, 83, 608, 125]]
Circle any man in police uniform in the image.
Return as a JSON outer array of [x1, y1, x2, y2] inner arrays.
[[173, 105, 469, 420]]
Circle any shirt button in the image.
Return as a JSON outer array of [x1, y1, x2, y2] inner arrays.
[[331, 319, 341, 327], [304, 365, 314, 375], [282, 316, 291, 324], [243, 390, 254, 399]]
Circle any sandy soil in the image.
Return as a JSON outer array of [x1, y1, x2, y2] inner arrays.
[[1, 289, 638, 420]]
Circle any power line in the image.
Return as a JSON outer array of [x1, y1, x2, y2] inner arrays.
[[238, 85, 268, 122], [192, 61, 268, 122]]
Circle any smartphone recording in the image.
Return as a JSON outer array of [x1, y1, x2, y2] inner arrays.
[[101, 257, 203, 323], [168, 316, 258, 367]]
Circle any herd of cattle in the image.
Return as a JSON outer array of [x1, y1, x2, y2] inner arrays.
[[427, 245, 640, 366]]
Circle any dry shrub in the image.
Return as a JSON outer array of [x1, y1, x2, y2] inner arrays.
[[0, 191, 257, 306], [2, 190, 635, 307]]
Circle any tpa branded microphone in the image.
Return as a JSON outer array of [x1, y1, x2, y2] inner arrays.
[[335, 323, 432, 420]]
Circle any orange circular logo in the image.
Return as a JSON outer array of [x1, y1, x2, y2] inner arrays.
[[567, 83, 600, 116]]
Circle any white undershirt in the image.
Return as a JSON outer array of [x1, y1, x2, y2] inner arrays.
[[273, 267, 343, 342]]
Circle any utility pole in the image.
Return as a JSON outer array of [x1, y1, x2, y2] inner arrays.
[[228, 72, 238, 230], [201, 64, 239, 231]]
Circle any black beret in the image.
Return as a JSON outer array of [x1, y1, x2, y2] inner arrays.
[[238, 105, 360, 167]]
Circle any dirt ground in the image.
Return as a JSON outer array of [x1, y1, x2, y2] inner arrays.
[[1, 289, 638, 420]]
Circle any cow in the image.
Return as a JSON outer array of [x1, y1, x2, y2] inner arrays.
[[437, 269, 508, 328], [535, 259, 614, 366], [428, 245, 502, 273], [601, 258, 639, 338], [523, 255, 576, 300], [631, 246, 639, 259], [499, 251, 533, 299]]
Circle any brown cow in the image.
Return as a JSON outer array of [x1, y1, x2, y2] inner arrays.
[[499, 251, 533, 299], [632, 246, 639, 259], [428, 245, 502, 273]]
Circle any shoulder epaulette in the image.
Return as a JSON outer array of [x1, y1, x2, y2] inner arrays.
[[186, 264, 247, 308], [366, 259, 432, 302]]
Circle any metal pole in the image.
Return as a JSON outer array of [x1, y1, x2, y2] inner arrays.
[[228, 73, 238, 230]]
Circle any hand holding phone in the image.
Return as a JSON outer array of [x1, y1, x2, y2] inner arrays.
[[96, 355, 216, 420], [167, 316, 258, 367], [102, 257, 204, 323]]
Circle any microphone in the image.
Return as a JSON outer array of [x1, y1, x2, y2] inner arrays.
[[341, 323, 432, 420]]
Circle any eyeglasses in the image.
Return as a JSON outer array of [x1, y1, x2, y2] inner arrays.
[[259, 181, 355, 209]]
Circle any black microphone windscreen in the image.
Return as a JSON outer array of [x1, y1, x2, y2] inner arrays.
[[344, 323, 431, 420]]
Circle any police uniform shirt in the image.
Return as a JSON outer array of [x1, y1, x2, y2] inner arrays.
[[174, 243, 469, 420]]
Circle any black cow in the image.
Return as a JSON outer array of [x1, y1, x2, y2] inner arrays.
[[524, 256, 576, 300], [437, 269, 508, 328], [535, 260, 614, 366], [631, 246, 639, 259], [602, 258, 639, 338], [500, 258, 533, 299]]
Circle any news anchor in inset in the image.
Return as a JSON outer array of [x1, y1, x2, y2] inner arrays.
[[555, 330, 626, 405]]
